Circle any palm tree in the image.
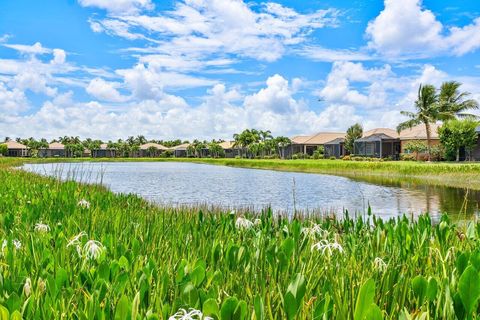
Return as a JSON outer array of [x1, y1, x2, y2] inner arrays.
[[438, 81, 479, 120], [275, 136, 291, 159], [397, 84, 439, 161]]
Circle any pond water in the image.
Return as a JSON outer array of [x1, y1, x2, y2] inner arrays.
[[22, 162, 480, 220]]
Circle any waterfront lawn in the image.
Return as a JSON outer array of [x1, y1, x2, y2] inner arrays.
[[0, 159, 480, 319]]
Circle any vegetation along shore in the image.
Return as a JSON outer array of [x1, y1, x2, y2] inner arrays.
[[0, 158, 480, 318]]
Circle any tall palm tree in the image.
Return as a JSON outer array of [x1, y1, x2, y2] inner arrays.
[[438, 81, 479, 120], [397, 84, 439, 161]]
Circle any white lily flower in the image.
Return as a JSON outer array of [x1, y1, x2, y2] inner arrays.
[[373, 257, 387, 272], [229, 210, 236, 215], [23, 278, 32, 297], [13, 239, 21, 250], [254, 218, 262, 226], [34, 222, 51, 233], [77, 199, 91, 209], [311, 240, 344, 255], [302, 224, 328, 238], [83, 240, 105, 260], [67, 231, 87, 247], [235, 217, 254, 230], [169, 308, 213, 320]]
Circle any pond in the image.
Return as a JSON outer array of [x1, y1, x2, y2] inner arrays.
[[22, 161, 480, 220]]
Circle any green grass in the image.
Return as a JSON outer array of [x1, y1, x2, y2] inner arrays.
[[1, 158, 480, 319]]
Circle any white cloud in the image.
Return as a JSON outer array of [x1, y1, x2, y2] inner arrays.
[[78, 0, 154, 15], [298, 46, 373, 62], [89, 0, 339, 63], [86, 78, 128, 102], [51, 49, 66, 64], [366, 0, 480, 58], [319, 61, 393, 108], [12, 72, 57, 97], [4, 42, 50, 55], [0, 82, 29, 115]]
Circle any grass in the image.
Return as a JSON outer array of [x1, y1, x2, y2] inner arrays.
[[1, 157, 480, 318]]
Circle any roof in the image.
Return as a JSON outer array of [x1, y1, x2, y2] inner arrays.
[[218, 141, 235, 149], [356, 133, 398, 142], [399, 123, 440, 140], [3, 141, 28, 149], [324, 137, 345, 145], [140, 143, 169, 150], [292, 132, 346, 145], [172, 143, 190, 150], [49, 142, 65, 150], [291, 136, 312, 144], [363, 128, 398, 139]]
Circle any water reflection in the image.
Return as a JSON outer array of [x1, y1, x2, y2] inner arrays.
[[22, 162, 480, 220]]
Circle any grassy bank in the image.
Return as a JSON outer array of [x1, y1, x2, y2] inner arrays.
[[1, 159, 480, 318]]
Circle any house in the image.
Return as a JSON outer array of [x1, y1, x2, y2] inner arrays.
[[139, 143, 169, 157], [354, 128, 400, 159], [172, 143, 190, 157], [324, 138, 346, 158], [92, 144, 116, 158], [218, 141, 240, 158], [399, 123, 441, 158], [38, 142, 66, 157], [288, 132, 346, 157], [4, 141, 29, 157], [465, 126, 480, 161]]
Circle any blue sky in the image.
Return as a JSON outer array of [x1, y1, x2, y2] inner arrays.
[[1, 0, 480, 140]]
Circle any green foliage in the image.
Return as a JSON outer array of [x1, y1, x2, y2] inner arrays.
[[403, 140, 427, 160], [0, 143, 7, 156], [439, 119, 479, 161], [345, 123, 363, 154]]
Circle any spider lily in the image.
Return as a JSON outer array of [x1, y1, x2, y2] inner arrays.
[[83, 240, 105, 260], [77, 199, 91, 209], [67, 231, 87, 247], [169, 308, 213, 320], [311, 240, 344, 255], [235, 217, 254, 230], [13, 239, 21, 250], [23, 278, 32, 297], [373, 257, 387, 272], [302, 224, 329, 238], [34, 222, 51, 233]]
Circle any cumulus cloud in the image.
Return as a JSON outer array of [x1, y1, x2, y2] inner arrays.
[[86, 78, 128, 102], [4, 42, 50, 55], [366, 0, 480, 58], [0, 82, 29, 115], [78, 0, 154, 15], [51, 49, 66, 64]]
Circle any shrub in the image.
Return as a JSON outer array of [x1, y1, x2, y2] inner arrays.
[[400, 153, 416, 161], [329, 156, 337, 160], [0, 144, 7, 156], [342, 155, 352, 161]]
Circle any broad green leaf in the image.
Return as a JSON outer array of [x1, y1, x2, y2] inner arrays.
[[233, 300, 247, 320], [203, 298, 220, 320], [254, 295, 264, 320], [458, 266, 480, 315], [131, 291, 140, 320], [365, 303, 383, 320], [354, 279, 375, 320], [221, 297, 239, 320], [426, 277, 438, 302], [115, 295, 131, 320], [10, 310, 22, 320], [411, 275, 428, 306], [0, 305, 9, 320]]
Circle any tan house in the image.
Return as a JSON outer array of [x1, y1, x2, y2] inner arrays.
[[139, 143, 169, 157], [4, 141, 29, 157], [218, 141, 239, 158], [399, 123, 441, 154], [39, 142, 66, 157], [92, 143, 116, 158], [172, 143, 190, 157], [354, 128, 400, 159], [289, 132, 346, 157]]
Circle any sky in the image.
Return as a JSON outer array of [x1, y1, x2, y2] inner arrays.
[[0, 0, 480, 141]]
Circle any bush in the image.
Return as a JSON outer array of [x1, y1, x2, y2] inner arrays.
[[342, 155, 352, 161], [0, 144, 7, 156], [329, 156, 337, 160], [160, 150, 173, 158], [400, 153, 416, 161]]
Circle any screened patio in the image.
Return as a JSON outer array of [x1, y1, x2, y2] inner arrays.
[[354, 134, 400, 159], [324, 138, 346, 158]]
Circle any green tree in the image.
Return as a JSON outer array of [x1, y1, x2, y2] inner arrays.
[[397, 84, 439, 161], [438, 119, 479, 161], [208, 142, 225, 158], [345, 123, 363, 154], [438, 81, 479, 120], [147, 146, 159, 157], [403, 140, 428, 161], [275, 136, 291, 159]]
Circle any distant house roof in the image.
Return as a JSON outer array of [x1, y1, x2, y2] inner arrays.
[[4, 141, 28, 149], [172, 143, 190, 151], [362, 128, 399, 139], [324, 137, 345, 145], [218, 141, 235, 149], [292, 132, 346, 145], [49, 142, 65, 150], [399, 123, 440, 140], [356, 133, 398, 142], [140, 143, 169, 150]]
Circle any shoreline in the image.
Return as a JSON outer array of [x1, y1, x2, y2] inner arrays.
[[7, 157, 480, 190]]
